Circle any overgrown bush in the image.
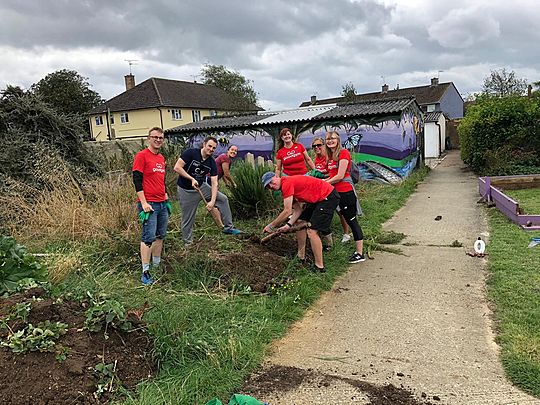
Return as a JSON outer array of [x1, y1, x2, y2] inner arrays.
[[459, 95, 540, 174], [228, 161, 281, 219]]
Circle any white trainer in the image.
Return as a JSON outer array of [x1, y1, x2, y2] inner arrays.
[[341, 233, 351, 243]]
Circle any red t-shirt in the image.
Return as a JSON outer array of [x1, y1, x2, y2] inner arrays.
[[214, 153, 232, 179], [276, 143, 308, 176], [327, 149, 353, 193], [281, 176, 334, 204], [314, 155, 328, 174], [132, 148, 167, 202]]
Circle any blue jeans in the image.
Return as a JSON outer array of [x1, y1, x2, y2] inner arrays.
[[138, 201, 169, 244]]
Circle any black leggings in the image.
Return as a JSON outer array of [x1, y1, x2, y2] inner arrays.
[[338, 190, 363, 241]]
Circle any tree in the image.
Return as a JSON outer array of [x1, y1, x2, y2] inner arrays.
[[31, 69, 103, 117], [200, 64, 259, 112], [482, 68, 527, 97], [341, 82, 357, 102]]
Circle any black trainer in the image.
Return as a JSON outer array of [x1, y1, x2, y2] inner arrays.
[[348, 252, 366, 264], [310, 265, 326, 273]]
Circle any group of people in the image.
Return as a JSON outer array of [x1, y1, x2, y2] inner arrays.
[[132, 126, 364, 284], [132, 128, 240, 284], [262, 128, 365, 273]]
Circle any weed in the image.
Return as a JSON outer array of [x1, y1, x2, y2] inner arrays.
[[450, 240, 463, 247], [94, 360, 124, 398], [84, 292, 132, 338], [375, 231, 407, 244], [55, 344, 70, 362], [1, 320, 68, 353], [0, 235, 48, 295]]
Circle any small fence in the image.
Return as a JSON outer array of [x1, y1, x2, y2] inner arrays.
[[478, 175, 540, 231], [243, 153, 274, 169]]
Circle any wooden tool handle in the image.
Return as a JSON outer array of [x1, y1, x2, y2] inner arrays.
[[260, 222, 311, 243]]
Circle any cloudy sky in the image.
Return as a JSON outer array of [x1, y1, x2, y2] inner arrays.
[[1, 0, 538, 110]]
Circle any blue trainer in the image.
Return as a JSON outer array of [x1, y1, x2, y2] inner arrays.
[[223, 228, 242, 235], [141, 271, 154, 285]]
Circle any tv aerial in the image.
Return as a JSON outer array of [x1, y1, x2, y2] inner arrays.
[[125, 59, 138, 75]]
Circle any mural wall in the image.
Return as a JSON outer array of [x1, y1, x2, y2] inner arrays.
[[184, 110, 421, 179]]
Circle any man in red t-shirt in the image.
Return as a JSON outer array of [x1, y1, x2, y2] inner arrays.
[[261, 172, 340, 272], [132, 127, 170, 285]]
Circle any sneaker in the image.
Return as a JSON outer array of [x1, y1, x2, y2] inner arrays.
[[348, 252, 366, 264], [341, 233, 351, 243], [310, 265, 326, 273], [141, 271, 154, 285], [223, 228, 242, 235]]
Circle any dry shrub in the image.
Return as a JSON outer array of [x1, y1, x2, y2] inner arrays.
[[1, 147, 139, 245], [46, 251, 83, 283]]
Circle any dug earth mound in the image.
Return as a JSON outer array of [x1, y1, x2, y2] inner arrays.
[[0, 288, 156, 404]]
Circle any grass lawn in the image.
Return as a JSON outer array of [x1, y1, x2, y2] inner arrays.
[[20, 167, 429, 404], [487, 188, 540, 397], [504, 188, 540, 214]]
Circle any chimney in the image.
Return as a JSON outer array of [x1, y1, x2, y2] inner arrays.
[[381, 84, 389, 93], [431, 77, 439, 86], [124, 74, 135, 91], [310, 95, 317, 104]]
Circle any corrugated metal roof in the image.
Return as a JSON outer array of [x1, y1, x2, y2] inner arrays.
[[424, 111, 444, 122], [255, 104, 336, 124], [166, 97, 420, 134], [165, 114, 265, 133], [316, 97, 415, 119]]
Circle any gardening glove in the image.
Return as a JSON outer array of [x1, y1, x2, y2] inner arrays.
[[307, 169, 326, 179], [138, 210, 152, 224], [165, 200, 172, 215]]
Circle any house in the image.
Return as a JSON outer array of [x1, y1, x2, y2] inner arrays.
[[300, 78, 464, 162], [88, 75, 260, 141], [300, 78, 464, 119], [166, 97, 425, 181]]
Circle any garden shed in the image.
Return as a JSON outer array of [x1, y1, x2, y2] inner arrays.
[[165, 97, 424, 180]]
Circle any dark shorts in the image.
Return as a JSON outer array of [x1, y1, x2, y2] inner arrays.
[[138, 201, 169, 244], [299, 189, 340, 235]]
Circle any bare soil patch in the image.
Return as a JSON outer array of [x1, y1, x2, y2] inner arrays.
[[0, 288, 156, 404], [242, 365, 437, 405]]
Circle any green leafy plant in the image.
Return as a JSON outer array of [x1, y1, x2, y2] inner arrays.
[[1, 320, 68, 353], [228, 161, 281, 218], [55, 344, 70, 362], [84, 292, 132, 338], [94, 361, 124, 398], [0, 235, 48, 295]]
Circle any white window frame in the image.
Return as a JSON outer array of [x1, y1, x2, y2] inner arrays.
[[120, 112, 129, 124], [95, 115, 103, 126], [426, 104, 435, 112], [192, 110, 201, 122], [210, 110, 218, 117], [171, 109, 182, 120]]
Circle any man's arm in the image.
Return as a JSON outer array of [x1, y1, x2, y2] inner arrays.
[[173, 157, 198, 189], [133, 170, 153, 212], [207, 175, 219, 210], [263, 195, 294, 233]]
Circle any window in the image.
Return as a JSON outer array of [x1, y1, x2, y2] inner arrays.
[[110, 115, 114, 125], [171, 109, 182, 120], [192, 110, 201, 122], [210, 110, 218, 117], [426, 104, 435, 112], [120, 112, 129, 123], [95, 116, 103, 126]]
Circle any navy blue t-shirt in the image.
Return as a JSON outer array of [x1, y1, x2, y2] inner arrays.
[[177, 148, 218, 190]]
